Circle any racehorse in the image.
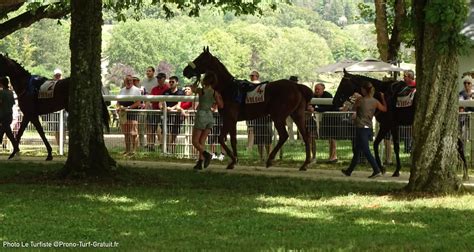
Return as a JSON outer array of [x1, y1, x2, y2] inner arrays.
[[333, 70, 468, 179], [183, 47, 314, 170], [0, 54, 109, 161]]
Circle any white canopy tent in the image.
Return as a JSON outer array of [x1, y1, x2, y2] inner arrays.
[[316, 58, 408, 73]]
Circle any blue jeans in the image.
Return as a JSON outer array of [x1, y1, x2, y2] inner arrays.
[[347, 127, 380, 174]]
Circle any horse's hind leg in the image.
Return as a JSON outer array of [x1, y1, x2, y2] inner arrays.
[[31, 116, 53, 161], [290, 110, 311, 171], [374, 125, 390, 174], [267, 117, 289, 169], [457, 138, 469, 180], [391, 126, 401, 177], [219, 120, 237, 170]]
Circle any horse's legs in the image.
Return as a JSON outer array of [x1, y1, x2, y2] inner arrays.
[[266, 117, 289, 169], [290, 110, 311, 171], [391, 126, 401, 177], [30, 116, 53, 161], [374, 125, 390, 174], [457, 137, 469, 180], [219, 120, 237, 170], [15, 117, 30, 144]]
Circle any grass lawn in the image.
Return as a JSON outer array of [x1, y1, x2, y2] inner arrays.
[[0, 162, 473, 250]]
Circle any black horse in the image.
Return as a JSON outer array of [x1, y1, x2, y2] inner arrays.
[[333, 70, 468, 179], [0, 54, 109, 160], [183, 47, 314, 170]]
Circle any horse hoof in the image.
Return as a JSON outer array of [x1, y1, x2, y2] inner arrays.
[[392, 172, 400, 177], [8, 149, 19, 160], [299, 167, 307, 171], [46, 156, 53, 161], [226, 163, 234, 170]]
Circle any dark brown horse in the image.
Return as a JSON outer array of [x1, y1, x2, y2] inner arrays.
[[333, 70, 468, 179], [183, 47, 313, 170], [0, 54, 109, 160]]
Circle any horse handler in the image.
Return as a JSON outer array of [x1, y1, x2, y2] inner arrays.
[[191, 71, 223, 170], [0, 76, 19, 159]]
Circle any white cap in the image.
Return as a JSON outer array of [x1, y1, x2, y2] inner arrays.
[[54, 68, 62, 75]]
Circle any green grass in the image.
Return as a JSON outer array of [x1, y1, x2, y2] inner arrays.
[[1, 162, 473, 250]]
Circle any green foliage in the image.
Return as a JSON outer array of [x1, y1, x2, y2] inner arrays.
[[425, 0, 470, 55], [0, 19, 70, 76], [261, 27, 332, 81]]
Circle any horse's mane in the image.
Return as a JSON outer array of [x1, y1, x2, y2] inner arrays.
[[0, 54, 32, 77], [344, 72, 395, 94]]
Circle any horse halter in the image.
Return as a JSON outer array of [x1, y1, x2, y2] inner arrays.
[[187, 61, 202, 78]]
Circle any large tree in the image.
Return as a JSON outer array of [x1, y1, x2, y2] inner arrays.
[[407, 0, 470, 193], [62, 0, 113, 177]]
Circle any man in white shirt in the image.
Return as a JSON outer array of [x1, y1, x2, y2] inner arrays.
[[118, 75, 142, 155]]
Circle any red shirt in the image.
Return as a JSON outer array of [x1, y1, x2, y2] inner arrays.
[[407, 80, 416, 87], [180, 101, 193, 110], [150, 84, 170, 109]]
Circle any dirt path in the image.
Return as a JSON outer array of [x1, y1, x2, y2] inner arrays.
[[2, 156, 473, 187]]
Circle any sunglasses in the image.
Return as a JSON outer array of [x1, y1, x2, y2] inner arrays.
[[169, 81, 175, 84], [465, 82, 472, 84]]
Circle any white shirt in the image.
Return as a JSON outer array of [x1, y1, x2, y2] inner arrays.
[[119, 85, 141, 96], [140, 77, 157, 94]]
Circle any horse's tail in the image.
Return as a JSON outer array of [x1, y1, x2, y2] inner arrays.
[[297, 84, 313, 103], [102, 97, 110, 133]]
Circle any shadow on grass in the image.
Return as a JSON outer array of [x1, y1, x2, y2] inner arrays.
[[0, 162, 473, 250]]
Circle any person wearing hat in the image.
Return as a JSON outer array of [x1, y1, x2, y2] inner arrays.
[[459, 75, 474, 143], [53, 69, 62, 81]]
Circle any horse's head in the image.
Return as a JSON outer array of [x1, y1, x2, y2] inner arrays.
[[0, 54, 11, 76], [333, 70, 359, 110], [183, 46, 216, 80]]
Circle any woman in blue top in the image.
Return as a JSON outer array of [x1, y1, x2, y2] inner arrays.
[[0, 76, 20, 159], [342, 81, 387, 178], [191, 71, 224, 170]]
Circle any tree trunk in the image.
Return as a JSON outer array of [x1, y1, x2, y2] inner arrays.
[[406, 0, 464, 193], [61, 0, 115, 178], [374, 0, 405, 62], [374, 0, 389, 61]]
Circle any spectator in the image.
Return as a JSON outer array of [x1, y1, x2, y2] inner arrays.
[[180, 85, 197, 157], [133, 76, 147, 149], [117, 75, 142, 156], [140, 66, 157, 97], [246, 70, 260, 150], [0, 76, 19, 159], [163, 76, 185, 154], [402, 70, 416, 152], [147, 72, 169, 151], [313, 83, 338, 163], [459, 75, 474, 112], [341, 81, 387, 178], [191, 71, 224, 170], [459, 75, 474, 141]]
